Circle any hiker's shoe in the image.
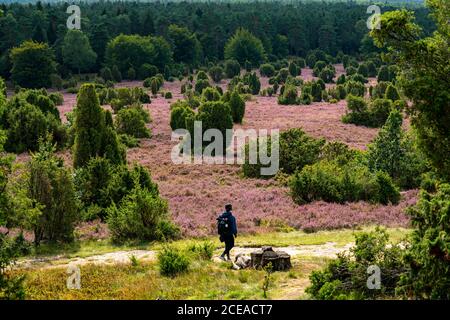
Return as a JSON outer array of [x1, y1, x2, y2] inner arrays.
[[219, 255, 226, 261], [227, 255, 231, 261]]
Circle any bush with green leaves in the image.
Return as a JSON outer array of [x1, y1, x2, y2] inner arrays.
[[107, 184, 178, 242], [343, 95, 393, 128], [138, 64, 158, 80], [111, 65, 122, 82], [306, 228, 405, 299], [209, 66, 224, 83], [344, 80, 365, 97], [367, 110, 428, 189], [319, 66, 335, 83], [224, 59, 241, 79], [242, 72, 261, 95], [277, 85, 299, 105], [228, 90, 246, 124], [243, 128, 324, 178], [396, 182, 450, 299], [115, 106, 151, 138], [188, 241, 214, 260], [73, 84, 125, 168], [28, 140, 79, 245], [312, 61, 327, 76], [288, 62, 299, 76], [0, 234, 28, 299], [259, 63, 275, 77], [195, 79, 211, 94], [201, 87, 221, 102], [370, 81, 389, 99], [384, 83, 400, 101], [158, 246, 190, 277], [2, 100, 66, 153], [377, 65, 390, 82], [48, 92, 64, 106], [290, 159, 400, 205], [76, 158, 160, 221], [170, 101, 195, 130]]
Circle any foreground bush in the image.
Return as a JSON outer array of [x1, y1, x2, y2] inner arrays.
[[28, 140, 79, 245], [0, 234, 27, 299], [107, 185, 179, 242], [228, 90, 245, 123], [158, 246, 190, 277], [75, 158, 158, 221], [306, 228, 405, 299], [290, 160, 400, 205], [169, 101, 195, 130], [397, 182, 450, 299]]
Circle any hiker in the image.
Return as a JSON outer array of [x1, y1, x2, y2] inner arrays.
[[217, 203, 237, 261]]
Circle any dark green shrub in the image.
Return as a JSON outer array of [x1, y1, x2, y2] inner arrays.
[[127, 67, 136, 80], [165, 91, 173, 99], [277, 85, 298, 105], [158, 246, 190, 277], [49, 92, 64, 106], [138, 63, 158, 80], [243, 72, 261, 95], [229, 90, 245, 123], [288, 62, 299, 76], [290, 160, 400, 205], [111, 65, 122, 82], [115, 107, 151, 138], [28, 140, 79, 245], [385, 84, 400, 101], [170, 102, 195, 130], [100, 67, 113, 82], [259, 63, 275, 77], [311, 82, 322, 102], [201, 87, 221, 102], [224, 59, 241, 78], [107, 185, 178, 242], [345, 80, 365, 97], [0, 234, 27, 299], [306, 228, 405, 299], [209, 66, 224, 83], [398, 183, 450, 299], [195, 79, 210, 94]]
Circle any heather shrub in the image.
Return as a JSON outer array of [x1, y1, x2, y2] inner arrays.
[[158, 246, 190, 277], [290, 160, 400, 205], [306, 228, 405, 299], [165, 91, 173, 99]]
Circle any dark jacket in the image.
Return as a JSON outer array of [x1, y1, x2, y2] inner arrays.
[[219, 211, 237, 236]]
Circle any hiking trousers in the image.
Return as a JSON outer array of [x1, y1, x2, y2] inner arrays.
[[222, 235, 235, 256]]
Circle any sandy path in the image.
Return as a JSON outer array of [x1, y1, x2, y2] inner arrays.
[[17, 242, 353, 270]]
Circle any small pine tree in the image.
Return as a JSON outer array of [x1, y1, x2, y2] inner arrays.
[[73, 84, 106, 168], [111, 65, 122, 82], [229, 90, 245, 123], [385, 84, 400, 101]]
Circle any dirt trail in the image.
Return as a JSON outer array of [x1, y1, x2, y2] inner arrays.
[[17, 242, 353, 270]]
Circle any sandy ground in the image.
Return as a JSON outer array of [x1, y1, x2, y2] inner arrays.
[[17, 242, 353, 270]]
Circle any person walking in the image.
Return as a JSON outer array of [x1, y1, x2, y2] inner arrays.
[[217, 204, 237, 261]]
